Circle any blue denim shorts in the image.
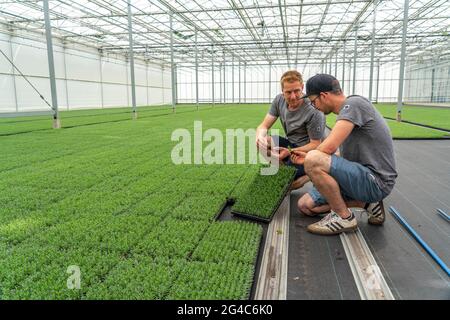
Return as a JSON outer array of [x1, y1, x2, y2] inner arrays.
[[308, 155, 387, 206], [272, 135, 305, 179]]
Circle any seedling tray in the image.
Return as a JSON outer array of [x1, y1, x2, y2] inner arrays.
[[231, 173, 296, 223]]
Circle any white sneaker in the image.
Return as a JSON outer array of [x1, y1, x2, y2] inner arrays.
[[365, 201, 385, 225], [307, 210, 358, 235]]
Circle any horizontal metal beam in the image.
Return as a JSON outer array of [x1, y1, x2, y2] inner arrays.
[[101, 33, 448, 50], [6, 0, 372, 23]]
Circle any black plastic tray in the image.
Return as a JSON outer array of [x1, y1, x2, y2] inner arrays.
[[249, 231, 266, 300], [213, 197, 236, 221]]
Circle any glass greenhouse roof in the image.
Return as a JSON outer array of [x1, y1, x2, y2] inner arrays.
[[0, 0, 449, 67]]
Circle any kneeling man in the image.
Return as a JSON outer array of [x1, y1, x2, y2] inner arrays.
[[291, 74, 397, 235]]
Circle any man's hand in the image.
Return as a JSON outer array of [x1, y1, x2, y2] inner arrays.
[[291, 149, 307, 165], [272, 146, 291, 161], [256, 131, 270, 151]]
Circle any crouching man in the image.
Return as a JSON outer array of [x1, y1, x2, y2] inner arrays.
[[291, 74, 397, 235], [256, 70, 325, 189]]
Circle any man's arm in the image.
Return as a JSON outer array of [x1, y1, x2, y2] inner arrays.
[[256, 114, 277, 148], [316, 119, 354, 155], [292, 139, 321, 153]]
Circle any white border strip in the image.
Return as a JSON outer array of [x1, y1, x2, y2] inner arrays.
[[340, 229, 395, 300], [255, 195, 290, 300]]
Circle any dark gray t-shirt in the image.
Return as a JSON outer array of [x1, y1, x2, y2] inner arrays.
[[337, 95, 397, 194], [269, 94, 325, 146]]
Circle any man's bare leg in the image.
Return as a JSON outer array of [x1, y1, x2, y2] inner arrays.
[[290, 175, 310, 190], [298, 193, 365, 216], [302, 150, 362, 219]]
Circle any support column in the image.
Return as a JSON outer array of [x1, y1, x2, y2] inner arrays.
[[219, 63, 222, 104], [126, 58, 130, 106], [195, 28, 199, 110], [146, 61, 149, 106], [98, 50, 104, 109], [342, 40, 346, 91], [376, 58, 380, 103], [397, 0, 409, 121], [232, 55, 235, 104], [127, 0, 137, 119], [244, 62, 247, 103], [8, 34, 18, 112], [212, 45, 215, 107], [43, 0, 60, 128], [348, 58, 352, 93], [174, 64, 177, 105], [352, 26, 358, 95], [223, 51, 226, 103], [369, 0, 378, 102], [335, 50, 338, 78], [431, 68, 435, 103], [269, 61, 272, 104], [239, 60, 241, 104], [169, 11, 176, 112], [162, 66, 165, 105]]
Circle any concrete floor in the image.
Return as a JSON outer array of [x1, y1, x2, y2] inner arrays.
[[287, 140, 450, 300]]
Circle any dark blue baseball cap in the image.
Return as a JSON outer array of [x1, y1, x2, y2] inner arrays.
[[301, 74, 342, 99]]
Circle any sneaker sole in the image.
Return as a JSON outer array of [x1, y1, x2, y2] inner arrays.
[[368, 218, 385, 226], [307, 225, 358, 235]]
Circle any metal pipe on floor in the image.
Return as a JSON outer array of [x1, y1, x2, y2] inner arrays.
[[436, 208, 450, 222], [389, 206, 450, 277]]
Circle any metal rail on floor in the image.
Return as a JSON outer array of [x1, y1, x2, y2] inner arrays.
[[340, 225, 395, 300], [254, 195, 290, 300]]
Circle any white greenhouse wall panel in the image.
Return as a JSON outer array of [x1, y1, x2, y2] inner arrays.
[[148, 66, 163, 88], [0, 74, 16, 112], [0, 36, 13, 74], [135, 65, 147, 86], [163, 88, 171, 104], [11, 39, 50, 78], [103, 83, 128, 107], [15, 77, 51, 111], [66, 81, 102, 109], [136, 86, 147, 106], [102, 60, 127, 84], [65, 50, 101, 82], [148, 87, 164, 105], [0, 27, 170, 113], [56, 79, 68, 110]]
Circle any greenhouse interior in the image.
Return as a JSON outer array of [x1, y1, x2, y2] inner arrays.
[[0, 0, 449, 302]]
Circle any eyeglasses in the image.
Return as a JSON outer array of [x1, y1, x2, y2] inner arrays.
[[309, 94, 321, 107]]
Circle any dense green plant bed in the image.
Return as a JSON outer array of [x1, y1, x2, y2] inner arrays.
[[326, 113, 448, 138], [231, 165, 297, 222], [374, 104, 450, 130], [0, 104, 194, 136], [0, 104, 271, 299]]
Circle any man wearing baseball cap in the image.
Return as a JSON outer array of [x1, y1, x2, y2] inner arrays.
[[290, 74, 397, 235]]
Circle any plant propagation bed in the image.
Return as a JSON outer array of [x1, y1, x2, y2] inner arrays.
[[0, 105, 287, 299]]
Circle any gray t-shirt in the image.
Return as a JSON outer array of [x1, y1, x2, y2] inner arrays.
[[337, 95, 397, 194], [269, 94, 325, 146]]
